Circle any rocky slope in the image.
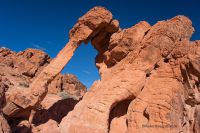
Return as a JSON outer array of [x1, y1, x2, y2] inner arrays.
[[0, 48, 86, 132], [0, 6, 200, 133]]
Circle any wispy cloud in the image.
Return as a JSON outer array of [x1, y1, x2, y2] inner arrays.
[[32, 44, 46, 51], [82, 70, 91, 75], [0, 45, 6, 49], [82, 80, 93, 89]]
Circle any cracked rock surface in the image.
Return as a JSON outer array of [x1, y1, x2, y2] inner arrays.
[[60, 7, 200, 133], [0, 6, 200, 133], [0, 48, 86, 132]]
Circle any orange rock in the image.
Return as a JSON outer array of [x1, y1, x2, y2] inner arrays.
[[32, 119, 60, 133], [60, 11, 199, 133], [1, 6, 200, 133], [4, 6, 115, 116], [0, 76, 11, 133], [0, 48, 86, 132]]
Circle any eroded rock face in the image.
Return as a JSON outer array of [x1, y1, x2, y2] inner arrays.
[[1, 6, 200, 133], [69, 6, 119, 44], [60, 8, 200, 133], [32, 119, 60, 133], [0, 76, 11, 133], [3, 7, 118, 121], [0, 48, 51, 78], [0, 48, 86, 132], [1, 6, 116, 133]]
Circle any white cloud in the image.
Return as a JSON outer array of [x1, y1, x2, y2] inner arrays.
[[82, 70, 91, 75], [0, 46, 7, 49], [32, 44, 46, 51], [0, 44, 7, 49]]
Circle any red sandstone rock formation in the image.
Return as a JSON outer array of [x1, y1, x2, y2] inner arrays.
[[0, 48, 86, 132], [0, 76, 11, 133], [0, 6, 200, 133], [59, 7, 200, 133], [2, 7, 118, 126]]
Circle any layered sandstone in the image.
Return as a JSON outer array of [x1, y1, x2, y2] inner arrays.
[[0, 76, 11, 133], [0, 6, 199, 133], [0, 48, 86, 132], [60, 7, 200, 133], [2, 7, 118, 124]]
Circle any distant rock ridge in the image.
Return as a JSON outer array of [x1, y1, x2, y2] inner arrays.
[[0, 47, 86, 132]]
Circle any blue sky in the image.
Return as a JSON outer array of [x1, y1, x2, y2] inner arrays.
[[0, 0, 200, 88]]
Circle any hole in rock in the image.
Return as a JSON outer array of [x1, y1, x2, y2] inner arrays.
[[164, 58, 169, 63], [126, 119, 128, 126], [61, 43, 100, 89], [195, 82, 199, 88], [143, 108, 149, 120], [144, 29, 150, 36], [154, 63, 160, 70], [108, 99, 132, 133], [146, 73, 151, 77]]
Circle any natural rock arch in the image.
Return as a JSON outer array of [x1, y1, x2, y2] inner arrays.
[[59, 9, 200, 133], [3, 6, 119, 124], [2, 6, 200, 133]]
